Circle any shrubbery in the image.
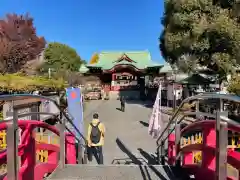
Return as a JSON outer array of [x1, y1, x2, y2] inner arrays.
[[0, 73, 67, 92], [228, 76, 240, 96]]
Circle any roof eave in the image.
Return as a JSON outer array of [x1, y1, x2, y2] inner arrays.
[[86, 64, 102, 68], [147, 65, 163, 68], [103, 64, 144, 73]]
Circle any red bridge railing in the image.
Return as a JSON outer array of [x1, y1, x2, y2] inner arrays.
[[0, 94, 88, 180], [157, 93, 240, 180]]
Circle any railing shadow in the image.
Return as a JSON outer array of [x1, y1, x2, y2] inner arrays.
[[138, 148, 176, 179], [111, 157, 146, 165], [115, 138, 169, 180], [137, 148, 191, 180], [139, 121, 149, 128], [137, 148, 157, 164]]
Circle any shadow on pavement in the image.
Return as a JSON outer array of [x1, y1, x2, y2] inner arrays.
[[116, 107, 123, 112], [123, 100, 154, 109], [137, 148, 157, 164], [111, 157, 146, 165], [139, 121, 149, 127], [122, 99, 169, 109], [137, 148, 180, 180], [115, 138, 169, 180], [115, 138, 142, 165], [137, 148, 192, 180]]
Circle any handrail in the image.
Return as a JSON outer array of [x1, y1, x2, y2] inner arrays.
[[156, 107, 240, 151], [180, 118, 240, 135], [0, 94, 87, 145], [155, 92, 240, 180], [16, 112, 86, 147], [0, 93, 89, 180], [156, 93, 240, 146], [154, 92, 240, 179], [3, 111, 85, 147]]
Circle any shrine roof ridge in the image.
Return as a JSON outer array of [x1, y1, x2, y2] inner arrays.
[[100, 50, 150, 54], [86, 51, 162, 70]]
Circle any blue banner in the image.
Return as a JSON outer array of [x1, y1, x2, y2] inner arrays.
[[66, 87, 84, 143]]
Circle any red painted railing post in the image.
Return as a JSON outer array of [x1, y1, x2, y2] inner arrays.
[[182, 151, 193, 166], [20, 127, 36, 180], [65, 133, 76, 164], [202, 126, 216, 171], [47, 151, 59, 164], [168, 133, 175, 165]]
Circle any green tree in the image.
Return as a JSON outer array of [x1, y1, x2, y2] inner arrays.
[[160, 0, 240, 80], [82, 60, 87, 64], [42, 42, 82, 72]]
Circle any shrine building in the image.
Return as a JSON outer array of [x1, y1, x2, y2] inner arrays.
[[79, 51, 164, 99]]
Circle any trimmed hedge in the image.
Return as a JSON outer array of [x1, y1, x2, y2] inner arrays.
[[0, 73, 67, 92]]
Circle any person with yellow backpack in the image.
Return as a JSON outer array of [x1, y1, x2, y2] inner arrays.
[[87, 113, 105, 164]]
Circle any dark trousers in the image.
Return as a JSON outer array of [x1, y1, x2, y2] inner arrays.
[[88, 146, 103, 164], [121, 103, 125, 112]]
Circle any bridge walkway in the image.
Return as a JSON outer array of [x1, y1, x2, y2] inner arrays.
[[1, 93, 240, 180], [83, 100, 156, 165]]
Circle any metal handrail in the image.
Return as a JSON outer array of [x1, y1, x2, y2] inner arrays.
[[155, 92, 240, 180], [156, 92, 240, 146], [1, 94, 89, 179], [0, 94, 87, 144], [16, 112, 86, 147], [158, 112, 240, 147]]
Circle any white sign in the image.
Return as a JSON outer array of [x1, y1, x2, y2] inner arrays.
[[3, 95, 60, 121], [40, 95, 60, 120], [3, 99, 38, 120]]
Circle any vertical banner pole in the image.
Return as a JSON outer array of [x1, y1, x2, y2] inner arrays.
[[66, 87, 84, 163], [79, 88, 84, 163], [159, 81, 162, 116], [158, 81, 162, 135]]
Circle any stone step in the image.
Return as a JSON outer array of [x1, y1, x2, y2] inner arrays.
[[47, 164, 192, 180]]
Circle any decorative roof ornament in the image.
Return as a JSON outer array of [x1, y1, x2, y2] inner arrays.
[[114, 53, 136, 63]]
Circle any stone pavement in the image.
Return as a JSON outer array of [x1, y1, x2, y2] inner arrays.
[[83, 100, 170, 165]]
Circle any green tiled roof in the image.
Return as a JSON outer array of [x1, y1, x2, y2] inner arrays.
[[175, 73, 188, 82], [147, 62, 162, 67], [87, 51, 160, 70], [79, 64, 89, 73], [177, 74, 213, 84], [159, 63, 173, 73]]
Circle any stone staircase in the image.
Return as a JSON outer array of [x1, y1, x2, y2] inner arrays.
[[47, 164, 191, 180]]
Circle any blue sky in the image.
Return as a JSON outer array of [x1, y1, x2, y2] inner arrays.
[[1, 0, 164, 63]]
